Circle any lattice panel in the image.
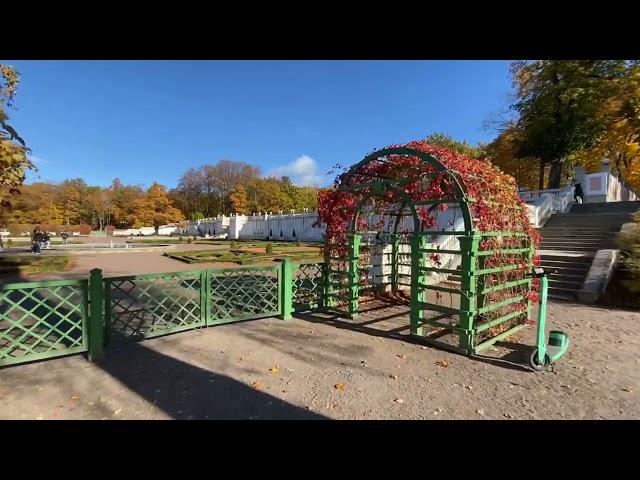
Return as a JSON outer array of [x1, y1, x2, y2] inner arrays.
[[0, 283, 87, 366], [107, 274, 202, 340], [293, 262, 323, 311], [209, 269, 279, 323]]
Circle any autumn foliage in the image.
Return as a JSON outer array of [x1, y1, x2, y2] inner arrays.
[[318, 140, 539, 250], [317, 141, 541, 327]]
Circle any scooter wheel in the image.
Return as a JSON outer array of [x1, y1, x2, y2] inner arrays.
[[529, 349, 548, 371]]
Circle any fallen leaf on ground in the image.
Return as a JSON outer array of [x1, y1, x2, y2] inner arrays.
[[390, 374, 398, 380], [394, 398, 404, 404], [113, 409, 122, 415], [622, 388, 633, 393], [286, 368, 295, 373], [476, 409, 485, 415], [252, 381, 265, 390], [334, 383, 346, 391], [70, 395, 79, 400], [435, 360, 449, 368], [269, 367, 279, 374], [397, 354, 407, 359]]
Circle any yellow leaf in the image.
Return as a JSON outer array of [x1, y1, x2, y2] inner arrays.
[[252, 380, 265, 390], [334, 383, 345, 391], [269, 367, 279, 374], [435, 360, 449, 368]]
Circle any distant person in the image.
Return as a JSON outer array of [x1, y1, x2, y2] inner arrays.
[[32, 229, 42, 254], [0, 236, 4, 250], [61, 231, 69, 245], [574, 182, 584, 204], [43, 232, 51, 249], [31, 227, 41, 254]]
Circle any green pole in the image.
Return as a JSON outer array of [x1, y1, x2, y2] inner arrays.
[[526, 241, 534, 323], [280, 257, 293, 320], [200, 269, 209, 326], [322, 262, 335, 309], [391, 233, 399, 293], [88, 268, 105, 362], [410, 233, 426, 337], [348, 233, 361, 318], [458, 233, 481, 354]]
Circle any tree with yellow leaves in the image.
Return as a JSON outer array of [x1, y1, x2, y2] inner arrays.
[[1, 65, 34, 208], [229, 185, 248, 214], [128, 182, 184, 234]]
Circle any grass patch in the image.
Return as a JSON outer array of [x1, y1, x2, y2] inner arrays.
[[164, 249, 322, 265], [4, 239, 82, 246], [599, 262, 640, 309], [0, 255, 72, 275]]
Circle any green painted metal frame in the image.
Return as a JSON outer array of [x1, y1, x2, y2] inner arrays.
[[329, 146, 536, 357], [1, 258, 307, 368], [1, 278, 89, 367]]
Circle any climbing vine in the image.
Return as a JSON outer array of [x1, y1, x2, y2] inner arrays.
[[317, 140, 541, 333]]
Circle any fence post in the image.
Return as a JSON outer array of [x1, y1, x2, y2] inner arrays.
[[348, 233, 361, 319], [280, 257, 293, 320], [88, 268, 105, 361], [409, 233, 426, 337], [458, 233, 481, 355], [200, 269, 210, 326]]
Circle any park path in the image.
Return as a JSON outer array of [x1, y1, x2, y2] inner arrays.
[[1, 300, 638, 420]]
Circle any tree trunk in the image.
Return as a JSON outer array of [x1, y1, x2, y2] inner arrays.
[[538, 161, 546, 190], [547, 160, 564, 189]]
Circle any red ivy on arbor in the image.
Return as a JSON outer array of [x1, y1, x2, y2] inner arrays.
[[316, 141, 541, 328], [318, 140, 540, 250]]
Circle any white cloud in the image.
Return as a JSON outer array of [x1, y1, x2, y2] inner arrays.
[[268, 155, 323, 186]]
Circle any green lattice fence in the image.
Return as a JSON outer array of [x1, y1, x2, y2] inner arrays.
[[292, 262, 324, 312], [208, 266, 280, 324], [105, 271, 204, 341], [0, 279, 89, 367], [1, 260, 326, 367]]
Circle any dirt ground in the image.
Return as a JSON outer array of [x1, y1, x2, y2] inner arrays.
[[1, 299, 638, 420]]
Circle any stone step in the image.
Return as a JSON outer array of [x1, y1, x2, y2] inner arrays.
[[540, 241, 607, 246], [540, 226, 621, 231], [548, 289, 577, 301], [539, 245, 601, 253], [548, 278, 583, 290], [539, 258, 592, 269], [539, 232, 610, 237], [546, 271, 587, 281]]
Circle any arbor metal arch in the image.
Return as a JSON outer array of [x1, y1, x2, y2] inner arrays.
[[338, 146, 474, 234], [323, 146, 535, 356]]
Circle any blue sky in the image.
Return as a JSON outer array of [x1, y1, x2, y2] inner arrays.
[[2, 60, 513, 188]]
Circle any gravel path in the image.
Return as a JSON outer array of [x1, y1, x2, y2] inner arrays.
[[1, 300, 638, 420]]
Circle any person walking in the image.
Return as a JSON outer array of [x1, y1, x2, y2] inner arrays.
[[32, 227, 42, 254], [43, 232, 51, 249], [61, 231, 69, 245], [574, 181, 584, 204]]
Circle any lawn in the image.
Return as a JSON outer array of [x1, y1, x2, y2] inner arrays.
[[165, 244, 323, 265], [0, 255, 72, 275]]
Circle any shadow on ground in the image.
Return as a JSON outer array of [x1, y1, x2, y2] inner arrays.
[[99, 341, 326, 420], [294, 306, 534, 373]]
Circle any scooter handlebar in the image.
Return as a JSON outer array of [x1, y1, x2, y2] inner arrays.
[[531, 267, 558, 278]]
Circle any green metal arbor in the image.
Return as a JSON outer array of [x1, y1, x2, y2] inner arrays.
[[322, 147, 535, 356]]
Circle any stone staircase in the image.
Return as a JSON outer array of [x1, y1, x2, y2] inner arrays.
[[538, 201, 640, 300]]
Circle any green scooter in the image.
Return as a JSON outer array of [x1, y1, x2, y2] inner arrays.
[[529, 267, 570, 371]]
